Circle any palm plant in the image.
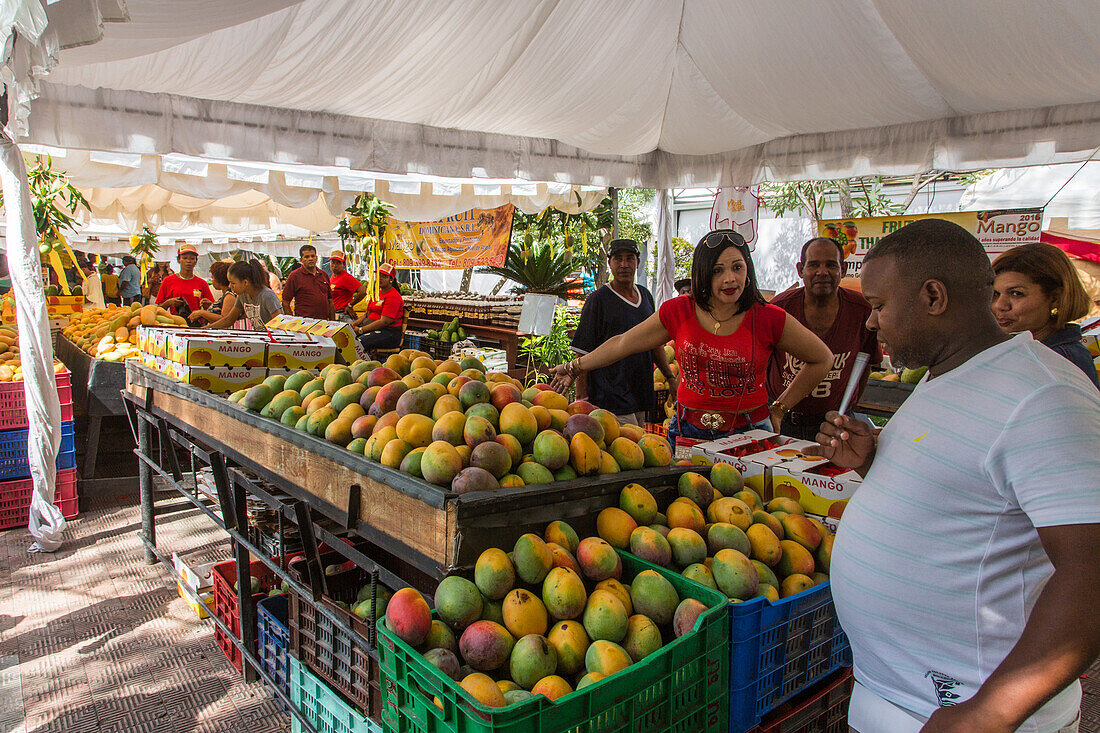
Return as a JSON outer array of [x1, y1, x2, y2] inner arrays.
[[481, 239, 575, 298]]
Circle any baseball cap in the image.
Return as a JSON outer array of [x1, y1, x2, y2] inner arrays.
[[329, 251, 346, 261], [378, 262, 397, 278], [177, 244, 198, 256], [607, 238, 640, 257]]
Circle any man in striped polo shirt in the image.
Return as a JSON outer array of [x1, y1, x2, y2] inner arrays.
[[815, 219, 1100, 733]]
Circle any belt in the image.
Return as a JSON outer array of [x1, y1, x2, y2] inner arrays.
[[787, 411, 828, 427], [677, 404, 770, 432]]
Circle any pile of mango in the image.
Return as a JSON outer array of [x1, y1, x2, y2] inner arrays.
[[868, 366, 928, 384], [229, 349, 673, 493], [63, 303, 187, 361], [0, 326, 66, 382], [383, 527, 709, 707]]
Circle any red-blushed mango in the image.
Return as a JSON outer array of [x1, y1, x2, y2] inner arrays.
[[637, 434, 672, 467], [746, 523, 783, 566], [447, 375, 472, 398], [781, 514, 823, 552], [767, 497, 804, 515], [677, 471, 715, 508], [502, 588, 549, 638], [532, 390, 569, 411], [548, 409, 570, 432], [629, 526, 672, 568], [547, 543, 581, 574], [531, 675, 572, 702], [372, 380, 408, 414], [396, 413, 434, 448], [379, 438, 413, 469], [463, 415, 496, 449], [707, 523, 751, 556], [569, 432, 602, 476], [806, 515, 832, 540], [666, 527, 707, 568], [365, 426, 397, 462], [499, 404, 537, 447], [351, 414, 377, 440], [566, 399, 595, 415], [499, 474, 524, 488], [516, 461, 555, 486], [621, 613, 663, 662], [544, 520, 579, 554], [489, 383, 522, 411], [532, 430, 569, 470], [470, 441, 512, 479], [432, 394, 463, 420], [396, 387, 436, 418], [780, 573, 815, 598], [366, 366, 401, 388], [598, 450, 620, 475], [529, 405, 552, 432], [618, 423, 645, 442], [424, 619, 458, 654], [563, 413, 604, 446], [435, 576, 483, 631], [385, 587, 432, 646], [432, 411, 466, 445], [542, 567, 587, 621], [596, 507, 637, 550], [712, 548, 760, 601], [707, 496, 753, 531], [682, 563, 717, 590], [576, 537, 621, 583], [424, 647, 462, 680], [372, 410, 400, 435], [588, 408, 620, 444], [494, 433, 523, 470], [584, 640, 633, 677], [619, 483, 657, 525], [475, 548, 514, 600], [751, 511, 785, 540], [776, 539, 816, 577], [421, 441, 463, 486], [629, 570, 680, 625], [458, 380, 491, 411], [582, 589, 629, 643], [576, 672, 606, 690], [548, 620, 589, 675], [815, 534, 833, 573], [609, 438, 645, 472], [460, 672, 506, 707], [667, 499, 706, 534], [673, 598, 708, 639], [752, 560, 779, 589], [513, 533, 554, 584], [594, 579, 632, 615], [510, 634, 558, 690]]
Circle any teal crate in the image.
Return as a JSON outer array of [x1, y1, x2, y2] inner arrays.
[[290, 655, 381, 733], [377, 550, 729, 733]]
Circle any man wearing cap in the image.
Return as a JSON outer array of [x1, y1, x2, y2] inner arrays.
[[570, 239, 676, 426], [281, 244, 334, 320], [353, 262, 405, 351], [156, 244, 213, 318], [328, 251, 369, 321]]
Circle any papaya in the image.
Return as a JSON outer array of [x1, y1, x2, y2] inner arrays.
[[140, 305, 158, 326]]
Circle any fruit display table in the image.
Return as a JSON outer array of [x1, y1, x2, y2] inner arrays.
[[406, 315, 521, 367], [124, 360, 694, 580]]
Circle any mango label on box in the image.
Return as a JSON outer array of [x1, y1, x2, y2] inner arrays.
[[167, 363, 268, 394], [266, 340, 336, 370], [305, 320, 360, 364], [771, 456, 860, 521], [166, 333, 267, 367]]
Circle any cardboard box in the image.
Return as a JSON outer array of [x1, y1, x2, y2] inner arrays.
[[166, 331, 267, 367], [305, 319, 364, 364], [173, 552, 216, 593], [265, 314, 322, 333], [265, 331, 337, 369], [691, 430, 818, 496], [166, 362, 269, 394], [770, 452, 861, 523], [458, 346, 509, 372]]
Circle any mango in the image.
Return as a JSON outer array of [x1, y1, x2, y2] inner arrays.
[[812, 572, 830, 586], [424, 620, 459, 654], [751, 511, 785, 540], [608, 437, 645, 471], [618, 424, 645, 442], [463, 415, 497, 449], [396, 413, 434, 448], [707, 497, 753, 531], [775, 539, 816, 578], [576, 672, 606, 690], [385, 587, 432, 646], [531, 675, 572, 701], [325, 417, 355, 446], [241, 383, 274, 411], [528, 404, 552, 432], [673, 598, 708, 638], [767, 497, 804, 515], [593, 579, 632, 614], [582, 589, 629, 643], [421, 440, 463, 486], [532, 390, 568, 411], [619, 483, 657, 526], [299, 376, 325, 398], [459, 620, 514, 671], [706, 522, 751, 556], [677, 471, 715, 508], [568, 431, 602, 476], [584, 640, 633, 677], [666, 527, 707, 568], [780, 514, 823, 552], [304, 393, 331, 414], [510, 634, 557, 690], [734, 488, 763, 511], [712, 548, 759, 601], [481, 598, 505, 624], [709, 462, 745, 495], [666, 499, 706, 534], [596, 507, 637, 550], [431, 393, 462, 420], [751, 560, 779, 589], [544, 520, 580, 554], [470, 441, 512, 479], [489, 382, 522, 411], [682, 563, 717, 590], [431, 410, 467, 446], [261, 389, 301, 419], [281, 405, 307, 427], [780, 573, 815, 598], [598, 450, 620, 474], [629, 526, 672, 568], [576, 537, 620, 583], [384, 353, 411, 376], [516, 461, 555, 486], [499, 474, 524, 488], [637, 434, 672, 467], [619, 614, 662, 663], [542, 567, 587, 621], [553, 465, 578, 481], [436, 576, 483, 632], [379, 437, 412, 468], [399, 446, 426, 477], [547, 543, 581, 574], [547, 620, 589, 675], [331, 383, 367, 413], [324, 369, 353, 396], [460, 672, 506, 707], [513, 533, 554, 584], [815, 534, 833, 573], [307, 406, 339, 437], [629, 570, 679, 625], [746, 523, 782, 566], [531, 430, 569, 470], [494, 433, 523, 470], [395, 387, 436, 418]]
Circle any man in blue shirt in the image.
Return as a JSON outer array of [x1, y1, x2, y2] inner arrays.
[[118, 255, 142, 305]]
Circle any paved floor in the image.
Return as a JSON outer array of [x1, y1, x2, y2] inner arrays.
[[0, 493, 1097, 733], [0, 494, 287, 733]]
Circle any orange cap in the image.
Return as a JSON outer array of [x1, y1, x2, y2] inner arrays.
[[329, 250, 346, 261], [378, 262, 397, 278], [177, 244, 198, 256]]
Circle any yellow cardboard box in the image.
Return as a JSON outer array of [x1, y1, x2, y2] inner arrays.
[[770, 452, 861, 525], [692, 430, 818, 496], [165, 331, 267, 367], [166, 362, 269, 394], [265, 333, 336, 370], [305, 319, 363, 364]]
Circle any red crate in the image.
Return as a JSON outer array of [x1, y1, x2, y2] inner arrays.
[[0, 371, 73, 429], [752, 667, 854, 733], [644, 422, 668, 437], [0, 468, 78, 530], [211, 559, 281, 672]]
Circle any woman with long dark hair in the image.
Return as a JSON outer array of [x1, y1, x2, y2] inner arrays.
[[206, 259, 282, 331], [552, 230, 832, 441]]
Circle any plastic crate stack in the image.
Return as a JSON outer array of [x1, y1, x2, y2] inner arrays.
[[0, 370, 78, 530]]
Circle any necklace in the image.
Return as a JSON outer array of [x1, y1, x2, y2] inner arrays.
[[708, 308, 739, 334]]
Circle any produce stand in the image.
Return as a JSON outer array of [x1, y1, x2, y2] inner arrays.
[[55, 334, 136, 491], [406, 316, 521, 368], [855, 378, 915, 417]]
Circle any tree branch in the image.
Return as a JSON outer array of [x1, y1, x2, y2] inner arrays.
[[899, 171, 943, 213]]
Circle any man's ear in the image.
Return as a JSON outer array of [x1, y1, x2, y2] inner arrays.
[[795, 261, 805, 280], [923, 279, 949, 316]]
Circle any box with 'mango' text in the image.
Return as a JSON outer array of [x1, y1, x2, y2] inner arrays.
[[770, 450, 861, 525], [691, 430, 819, 497]]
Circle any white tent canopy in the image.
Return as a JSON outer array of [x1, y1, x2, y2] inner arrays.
[[19, 0, 1100, 189]]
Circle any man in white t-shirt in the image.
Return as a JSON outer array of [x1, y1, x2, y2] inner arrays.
[[813, 219, 1100, 733]]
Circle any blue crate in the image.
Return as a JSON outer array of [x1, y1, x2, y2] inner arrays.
[[0, 421, 76, 480], [290, 656, 380, 733], [728, 581, 851, 733], [257, 593, 291, 713], [402, 332, 423, 351]]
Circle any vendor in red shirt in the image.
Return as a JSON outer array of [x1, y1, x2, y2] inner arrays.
[[281, 244, 333, 319], [156, 244, 214, 319], [328, 250, 369, 320], [551, 230, 832, 441], [353, 262, 404, 351]]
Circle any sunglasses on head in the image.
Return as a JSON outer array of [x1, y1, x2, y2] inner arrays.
[[701, 229, 753, 252]]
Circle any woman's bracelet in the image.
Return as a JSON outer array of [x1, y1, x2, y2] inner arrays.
[[565, 359, 583, 379]]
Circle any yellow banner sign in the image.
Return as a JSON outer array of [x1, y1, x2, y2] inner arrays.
[[818, 208, 1043, 278], [384, 204, 514, 269]]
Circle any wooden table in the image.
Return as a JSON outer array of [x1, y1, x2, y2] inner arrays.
[[407, 316, 521, 366]]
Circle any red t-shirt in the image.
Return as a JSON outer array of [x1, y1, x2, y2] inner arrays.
[[282, 267, 331, 319], [658, 295, 787, 412], [330, 271, 361, 311], [367, 287, 404, 326], [767, 286, 882, 415], [155, 274, 214, 314]]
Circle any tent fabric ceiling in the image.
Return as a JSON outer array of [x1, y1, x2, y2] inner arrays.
[[21, 0, 1100, 188]]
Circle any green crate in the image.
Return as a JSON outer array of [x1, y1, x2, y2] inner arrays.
[[377, 551, 729, 733], [290, 655, 381, 733]]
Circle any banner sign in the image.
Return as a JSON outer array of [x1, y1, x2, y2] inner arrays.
[[710, 186, 760, 249], [818, 208, 1044, 278], [383, 204, 514, 269]]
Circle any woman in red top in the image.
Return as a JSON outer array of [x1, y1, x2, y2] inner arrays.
[[552, 230, 832, 442], [353, 262, 405, 352]]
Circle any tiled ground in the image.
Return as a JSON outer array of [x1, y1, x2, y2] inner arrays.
[[0, 494, 288, 733], [0, 493, 1097, 733]]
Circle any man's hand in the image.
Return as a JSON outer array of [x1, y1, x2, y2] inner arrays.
[[920, 699, 1015, 733], [808, 411, 875, 471], [549, 364, 573, 393]]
